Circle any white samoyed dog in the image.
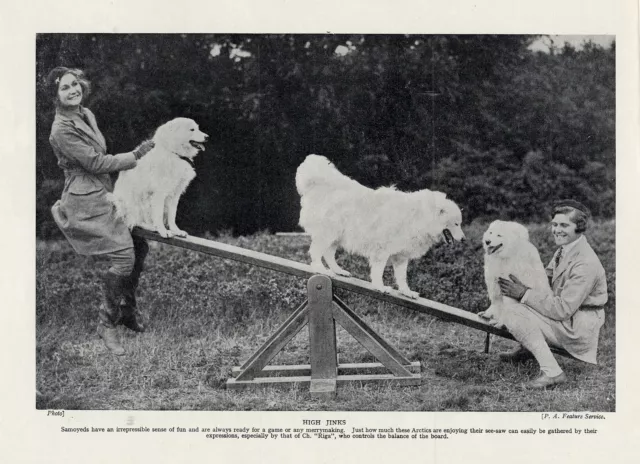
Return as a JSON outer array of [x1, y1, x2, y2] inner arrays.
[[112, 118, 209, 238], [478, 220, 552, 327], [296, 154, 466, 299]]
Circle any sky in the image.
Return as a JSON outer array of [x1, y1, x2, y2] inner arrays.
[[208, 35, 616, 60], [338, 35, 615, 56], [528, 34, 615, 52]]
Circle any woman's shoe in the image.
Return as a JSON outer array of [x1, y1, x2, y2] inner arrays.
[[525, 372, 568, 389], [97, 323, 125, 356]]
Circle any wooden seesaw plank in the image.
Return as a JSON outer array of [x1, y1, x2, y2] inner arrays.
[[132, 228, 574, 359], [132, 229, 507, 334]]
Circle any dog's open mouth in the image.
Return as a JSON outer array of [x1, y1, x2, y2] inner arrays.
[[190, 141, 206, 151], [443, 229, 454, 244], [486, 243, 503, 255]]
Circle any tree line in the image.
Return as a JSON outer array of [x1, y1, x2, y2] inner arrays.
[[36, 34, 615, 237]]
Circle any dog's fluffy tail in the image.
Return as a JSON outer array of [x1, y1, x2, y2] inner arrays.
[[107, 192, 135, 231], [296, 154, 356, 196]]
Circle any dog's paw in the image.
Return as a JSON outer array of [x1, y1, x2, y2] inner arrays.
[[334, 269, 352, 277], [170, 229, 188, 237], [398, 288, 420, 299], [372, 284, 393, 295], [478, 307, 496, 319], [478, 311, 505, 329], [310, 263, 331, 275], [156, 229, 172, 238]]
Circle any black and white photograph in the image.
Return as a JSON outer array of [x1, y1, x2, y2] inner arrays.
[[35, 32, 617, 412], [1, 0, 639, 462]]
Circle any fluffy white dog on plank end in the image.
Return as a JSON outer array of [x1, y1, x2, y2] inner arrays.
[[479, 220, 553, 327], [112, 117, 208, 238]]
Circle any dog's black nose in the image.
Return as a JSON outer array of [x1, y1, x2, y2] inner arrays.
[[204, 134, 210, 142], [460, 236, 466, 242]]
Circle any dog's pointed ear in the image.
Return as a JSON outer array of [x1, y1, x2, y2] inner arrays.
[[508, 222, 530, 242], [431, 191, 448, 215], [432, 191, 447, 201], [153, 120, 170, 141]]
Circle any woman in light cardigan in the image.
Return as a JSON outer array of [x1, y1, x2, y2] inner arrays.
[[498, 200, 608, 389]]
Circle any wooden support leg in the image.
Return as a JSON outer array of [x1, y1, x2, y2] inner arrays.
[[308, 275, 338, 400], [333, 296, 412, 366], [485, 332, 491, 354], [332, 300, 414, 378], [235, 300, 309, 381]]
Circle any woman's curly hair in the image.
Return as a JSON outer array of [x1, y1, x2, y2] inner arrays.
[[45, 67, 91, 107], [552, 199, 591, 233]]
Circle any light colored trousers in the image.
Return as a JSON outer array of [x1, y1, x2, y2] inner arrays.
[[502, 304, 565, 377]]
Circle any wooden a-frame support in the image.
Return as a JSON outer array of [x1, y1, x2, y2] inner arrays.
[[226, 275, 421, 399]]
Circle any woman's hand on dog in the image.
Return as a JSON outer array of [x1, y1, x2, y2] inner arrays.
[[133, 140, 155, 159], [498, 274, 529, 300]]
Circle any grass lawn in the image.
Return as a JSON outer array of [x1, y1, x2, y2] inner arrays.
[[36, 220, 616, 411]]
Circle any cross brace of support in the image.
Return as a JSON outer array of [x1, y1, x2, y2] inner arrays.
[[226, 275, 421, 399]]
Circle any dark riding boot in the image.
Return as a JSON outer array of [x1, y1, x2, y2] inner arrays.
[[121, 237, 148, 333], [97, 271, 126, 356], [121, 276, 145, 333]]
